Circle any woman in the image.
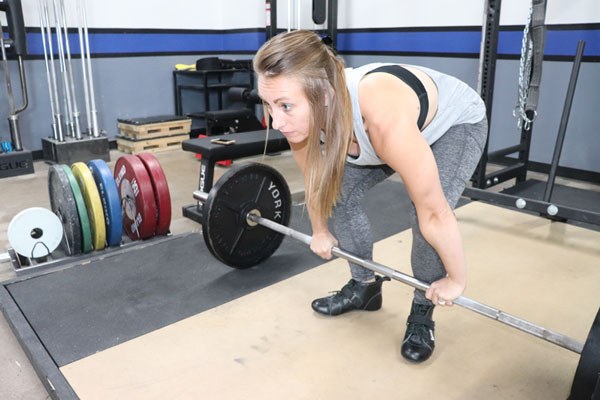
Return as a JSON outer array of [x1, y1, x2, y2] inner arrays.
[[254, 30, 487, 363]]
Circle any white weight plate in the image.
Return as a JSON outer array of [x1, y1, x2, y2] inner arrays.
[[8, 207, 64, 258]]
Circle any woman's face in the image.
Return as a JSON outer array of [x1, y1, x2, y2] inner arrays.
[[258, 74, 311, 144]]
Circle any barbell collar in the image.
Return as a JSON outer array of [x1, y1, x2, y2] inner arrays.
[[0, 252, 10, 263], [193, 190, 209, 203], [248, 212, 312, 247]]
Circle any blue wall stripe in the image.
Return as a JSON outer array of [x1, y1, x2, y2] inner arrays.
[[545, 29, 600, 56], [340, 29, 600, 58], [26, 30, 265, 56], [337, 31, 482, 54], [22, 27, 599, 59], [498, 29, 600, 56]]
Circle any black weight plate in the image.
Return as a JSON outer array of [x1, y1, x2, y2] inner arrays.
[[570, 307, 600, 400], [202, 162, 291, 269], [48, 165, 82, 256]]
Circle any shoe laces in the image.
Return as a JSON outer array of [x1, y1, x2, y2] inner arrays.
[[327, 290, 346, 302], [404, 323, 434, 346], [327, 280, 359, 299], [404, 303, 435, 346]]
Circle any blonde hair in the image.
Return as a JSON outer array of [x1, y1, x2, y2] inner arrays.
[[254, 30, 353, 220]]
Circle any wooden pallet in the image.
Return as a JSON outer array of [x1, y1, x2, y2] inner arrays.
[[116, 134, 188, 154], [118, 119, 192, 140]]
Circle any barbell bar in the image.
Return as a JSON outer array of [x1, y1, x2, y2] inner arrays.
[[248, 211, 589, 354], [193, 181, 584, 355]]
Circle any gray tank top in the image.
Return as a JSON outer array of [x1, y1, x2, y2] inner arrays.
[[345, 63, 486, 166]]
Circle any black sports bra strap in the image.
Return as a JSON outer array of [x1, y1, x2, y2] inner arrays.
[[366, 65, 429, 130]]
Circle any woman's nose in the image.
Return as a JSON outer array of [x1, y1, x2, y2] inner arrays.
[[270, 110, 284, 130]]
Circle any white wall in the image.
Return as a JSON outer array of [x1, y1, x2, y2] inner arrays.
[[14, 0, 600, 30], [19, 0, 265, 29], [338, 0, 600, 28]]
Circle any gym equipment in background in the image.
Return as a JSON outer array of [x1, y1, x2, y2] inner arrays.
[[38, 0, 110, 165], [0, 0, 34, 179]]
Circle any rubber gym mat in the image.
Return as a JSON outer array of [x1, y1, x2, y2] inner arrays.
[[1, 179, 432, 373], [61, 201, 600, 400]]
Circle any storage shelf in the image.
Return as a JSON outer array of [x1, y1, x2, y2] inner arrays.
[[173, 64, 254, 133]]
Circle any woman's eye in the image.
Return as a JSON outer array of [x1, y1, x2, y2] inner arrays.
[[282, 104, 292, 111]]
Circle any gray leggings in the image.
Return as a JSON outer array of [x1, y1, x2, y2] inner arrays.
[[332, 118, 488, 305]]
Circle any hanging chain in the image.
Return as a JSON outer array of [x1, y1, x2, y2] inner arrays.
[[513, 2, 535, 130]]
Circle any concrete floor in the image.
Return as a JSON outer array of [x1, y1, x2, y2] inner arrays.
[[0, 147, 598, 399]]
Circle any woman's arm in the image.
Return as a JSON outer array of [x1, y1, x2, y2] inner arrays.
[[360, 73, 466, 304], [289, 140, 339, 259]]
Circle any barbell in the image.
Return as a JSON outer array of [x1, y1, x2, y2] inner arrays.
[[192, 162, 599, 399]]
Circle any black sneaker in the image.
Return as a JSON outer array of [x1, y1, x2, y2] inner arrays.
[[311, 275, 390, 316], [401, 301, 436, 363]]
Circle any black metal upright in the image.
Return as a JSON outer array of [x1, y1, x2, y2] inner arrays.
[[472, 0, 501, 188], [543, 40, 586, 202], [326, 0, 338, 49], [472, 0, 549, 189], [267, 0, 277, 40]]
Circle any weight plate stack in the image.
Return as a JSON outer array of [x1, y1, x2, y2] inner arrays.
[[72, 162, 107, 250], [202, 163, 292, 268], [114, 155, 157, 240], [88, 159, 123, 247], [48, 165, 83, 256], [137, 153, 172, 236]]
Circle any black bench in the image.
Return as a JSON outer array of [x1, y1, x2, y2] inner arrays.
[[181, 129, 290, 223], [204, 109, 264, 135]]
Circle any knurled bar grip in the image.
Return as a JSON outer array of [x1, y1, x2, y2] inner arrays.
[[193, 189, 584, 354]]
